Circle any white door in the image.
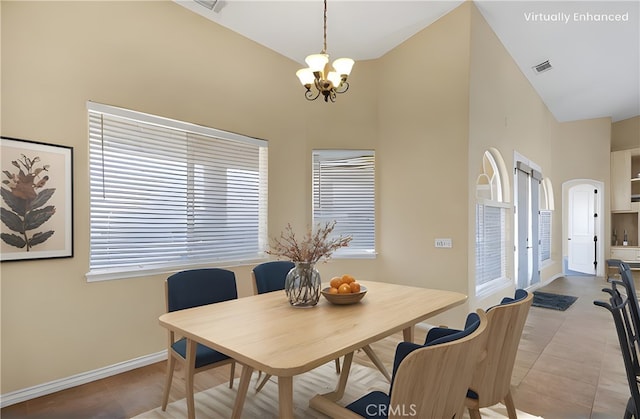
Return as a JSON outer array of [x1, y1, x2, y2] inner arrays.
[[568, 184, 597, 274], [515, 160, 542, 289]]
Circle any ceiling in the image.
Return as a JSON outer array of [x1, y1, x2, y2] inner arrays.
[[175, 0, 639, 123]]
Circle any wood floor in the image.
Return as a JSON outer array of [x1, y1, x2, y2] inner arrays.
[[1, 275, 633, 418]]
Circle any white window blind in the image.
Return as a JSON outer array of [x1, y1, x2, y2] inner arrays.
[[475, 202, 507, 287], [87, 102, 268, 281], [312, 150, 375, 257], [539, 210, 552, 263]]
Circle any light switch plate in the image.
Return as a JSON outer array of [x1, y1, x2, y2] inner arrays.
[[435, 238, 452, 248]]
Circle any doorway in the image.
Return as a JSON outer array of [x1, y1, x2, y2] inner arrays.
[[514, 155, 542, 289], [563, 180, 604, 277]]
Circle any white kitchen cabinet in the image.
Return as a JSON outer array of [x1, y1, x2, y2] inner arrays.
[[611, 149, 632, 211]]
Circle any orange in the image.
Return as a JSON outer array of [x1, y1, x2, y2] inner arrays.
[[341, 274, 355, 284], [338, 283, 352, 294], [329, 277, 342, 289], [328, 287, 339, 294], [349, 281, 361, 293]]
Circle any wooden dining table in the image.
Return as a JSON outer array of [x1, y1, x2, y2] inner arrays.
[[158, 280, 467, 419]]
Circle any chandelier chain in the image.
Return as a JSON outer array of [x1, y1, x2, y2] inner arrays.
[[322, 0, 327, 54]]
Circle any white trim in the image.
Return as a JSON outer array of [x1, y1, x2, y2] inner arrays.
[[0, 351, 167, 408], [475, 276, 512, 299], [86, 257, 267, 282], [86, 101, 267, 147]]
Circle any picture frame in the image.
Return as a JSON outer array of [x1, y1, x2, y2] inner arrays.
[[1, 136, 74, 261]]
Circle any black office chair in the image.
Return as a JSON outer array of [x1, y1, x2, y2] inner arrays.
[[608, 260, 640, 337], [161, 268, 238, 411], [595, 279, 640, 418]]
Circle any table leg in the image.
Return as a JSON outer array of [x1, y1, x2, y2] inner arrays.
[[278, 376, 294, 419], [185, 339, 197, 419], [231, 364, 254, 419], [362, 345, 391, 382], [309, 352, 355, 416], [403, 325, 415, 343]]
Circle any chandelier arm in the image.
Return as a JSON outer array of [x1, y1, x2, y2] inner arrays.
[[335, 81, 349, 94], [305, 89, 321, 101]]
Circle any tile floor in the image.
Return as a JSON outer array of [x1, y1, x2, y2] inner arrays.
[[0, 275, 635, 418]]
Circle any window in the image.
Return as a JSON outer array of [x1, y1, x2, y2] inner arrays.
[[476, 203, 507, 286], [475, 148, 510, 295], [312, 150, 375, 257], [87, 102, 268, 281], [539, 210, 552, 262], [539, 177, 554, 265]]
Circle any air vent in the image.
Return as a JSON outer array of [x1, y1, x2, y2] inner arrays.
[[532, 60, 552, 74], [194, 0, 217, 10]]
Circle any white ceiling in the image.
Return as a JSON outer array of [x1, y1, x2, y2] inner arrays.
[[176, 0, 639, 123]]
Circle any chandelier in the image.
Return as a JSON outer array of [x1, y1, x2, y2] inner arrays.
[[295, 0, 354, 102]]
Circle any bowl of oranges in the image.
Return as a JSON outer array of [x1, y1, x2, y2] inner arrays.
[[321, 274, 367, 305]]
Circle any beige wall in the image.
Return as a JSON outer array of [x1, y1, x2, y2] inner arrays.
[[0, 0, 618, 396], [374, 2, 471, 326], [612, 116, 640, 151], [554, 119, 612, 261], [0, 0, 319, 394], [467, 4, 611, 308]]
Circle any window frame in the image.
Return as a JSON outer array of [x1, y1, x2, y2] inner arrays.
[[86, 102, 268, 282], [312, 149, 376, 259]]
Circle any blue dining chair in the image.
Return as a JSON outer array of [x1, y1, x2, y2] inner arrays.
[[312, 310, 489, 418], [252, 260, 295, 294], [161, 268, 238, 411]]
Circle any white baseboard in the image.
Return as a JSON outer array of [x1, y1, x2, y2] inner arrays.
[[530, 272, 564, 292], [0, 350, 168, 408]]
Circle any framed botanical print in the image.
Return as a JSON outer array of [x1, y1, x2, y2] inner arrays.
[[1, 136, 74, 261]]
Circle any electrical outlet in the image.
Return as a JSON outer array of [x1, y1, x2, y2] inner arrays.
[[435, 238, 452, 248]]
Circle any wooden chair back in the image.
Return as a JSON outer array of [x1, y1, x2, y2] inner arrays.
[[389, 310, 489, 419], [466, 290, 533, 414]]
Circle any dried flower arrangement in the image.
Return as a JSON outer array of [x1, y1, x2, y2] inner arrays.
[[266, 221, 352, 263]]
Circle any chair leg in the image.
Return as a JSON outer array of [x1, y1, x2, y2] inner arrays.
[[468, 407, 482, 419], [503, 390, 517, 419], [624, 397, 634, 419], [334, 358, 341, 374], [229, 361, 236, 388], [161, 354, 176, 411], [255, 373, 272, 393]]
